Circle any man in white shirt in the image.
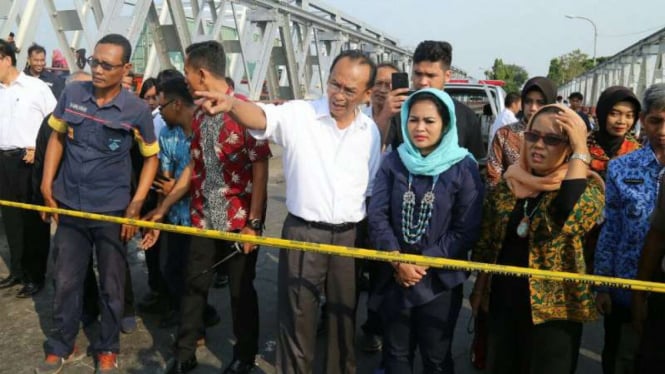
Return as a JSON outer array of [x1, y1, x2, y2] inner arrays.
[[196, 50, 381, 374], [0, 39, 56, 296], [487, 92, 521, 148]]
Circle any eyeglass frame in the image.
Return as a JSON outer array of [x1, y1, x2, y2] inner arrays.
[[159, 99, 176, 113], [86, 56, 125, 71], [327, 80, 361, 99], [523, 131, 569, 147]]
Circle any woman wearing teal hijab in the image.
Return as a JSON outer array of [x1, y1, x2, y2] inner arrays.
[[368, 88, 484, 373]]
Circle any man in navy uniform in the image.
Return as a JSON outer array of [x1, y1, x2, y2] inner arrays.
[[36, 34, 158, 374]]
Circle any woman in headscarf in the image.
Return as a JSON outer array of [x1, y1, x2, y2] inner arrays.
[[582, 85, 641, 317], [368, 88, 484, 373], [51, 49, 68, 69], [588, 86, 641, 178], [470, 104, 605, 374]]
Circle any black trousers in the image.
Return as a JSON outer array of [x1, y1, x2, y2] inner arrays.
[[276, 214, 357, 374], [176, 235, 259, 363], [355, 218, 382, 336], [488, 307, 582, 374], [0, 150, 33, 281], [380, 285, 464, 374], [21, 208, 50, 284], [636, 291, 665, 373], [601, 304, 633, 374], [161, 231, 191, 312]]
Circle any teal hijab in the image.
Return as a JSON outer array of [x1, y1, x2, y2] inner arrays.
[[397, 88, 473, 176]]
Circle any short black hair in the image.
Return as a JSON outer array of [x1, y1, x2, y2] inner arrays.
[[28, 43, 46, 57], [329, 50, 376, 89], [9, 32, 14, 37], [225, 76, 235, 90], [569, 92, 583, 100], [160, 76, 194, 106], [0, 39, 17, 66], [185, 41, 226, 78], [156, 69, 184, 93], [139, 78, 158, 99], [504, 92, 521, 107], [413, 41, 452, 70], [96, 33, 131, 64]]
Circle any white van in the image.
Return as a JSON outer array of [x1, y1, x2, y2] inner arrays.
[[444, 79, 507, 149]]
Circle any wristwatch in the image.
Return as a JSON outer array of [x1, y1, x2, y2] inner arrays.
[[569, 153, 591, 165], [247, 218, 263, 231]]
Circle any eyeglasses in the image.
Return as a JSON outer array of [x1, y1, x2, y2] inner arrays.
[[86, 56, 124, 71], [524, 131, 568, 146], [327, 81, 358, 99], [159, 99, 175, 113]]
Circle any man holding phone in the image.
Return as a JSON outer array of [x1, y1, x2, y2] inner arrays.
[[377, 40, 485, 159]]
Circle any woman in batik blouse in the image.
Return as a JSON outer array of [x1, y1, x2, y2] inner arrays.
[[368, 88, 483, 373], [470, 104, 605, 374]]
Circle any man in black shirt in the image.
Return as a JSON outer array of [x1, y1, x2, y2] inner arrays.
[[378, 41, 485, 159], [568, 91, 593, 132], [25, 44, 65, 99]]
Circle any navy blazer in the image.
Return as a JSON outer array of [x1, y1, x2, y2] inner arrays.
[[368, 152, 483, 309]]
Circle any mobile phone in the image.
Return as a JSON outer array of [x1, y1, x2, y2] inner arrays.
[[391, 72, 409, 92]]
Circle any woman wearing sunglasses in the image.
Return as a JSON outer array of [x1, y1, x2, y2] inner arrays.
[[368, 88, 483, 373], [470, 104, 605, 374]]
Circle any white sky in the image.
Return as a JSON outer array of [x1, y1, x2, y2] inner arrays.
[[326, 0, 664, 77], [23, 0, 665, 78]]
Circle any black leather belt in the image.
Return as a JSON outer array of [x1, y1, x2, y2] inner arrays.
[[289, 214, 356, 233], [0, 149, 23, 156]]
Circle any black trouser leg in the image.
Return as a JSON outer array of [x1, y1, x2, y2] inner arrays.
[[176, 236, 217, 361], [21, 209, 50, 284], [218, 240, 260, 362], [0, 151, 32, 280], [161, 232, 191, 312], [601, 304, 631, 374]]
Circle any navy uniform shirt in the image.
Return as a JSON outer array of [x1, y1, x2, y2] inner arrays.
[[48, 81, 159, 213], [24, 68, 65, 100]]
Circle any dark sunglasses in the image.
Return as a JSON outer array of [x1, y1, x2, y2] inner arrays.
[[524, 131, 568, 146], [86, 56, 124, 71]]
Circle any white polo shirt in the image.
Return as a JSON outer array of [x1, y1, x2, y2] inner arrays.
[[253, 97, 381, 224], [0, 72, 56, 150]]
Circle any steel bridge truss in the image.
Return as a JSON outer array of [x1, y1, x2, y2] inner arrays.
[[0, 0, 416, 100], [559, 27, 665, 106]]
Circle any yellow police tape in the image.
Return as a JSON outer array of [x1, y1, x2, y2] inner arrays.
[[2, 199, 665, 294]]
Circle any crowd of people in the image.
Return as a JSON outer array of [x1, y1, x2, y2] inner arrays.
[[0, 30, 664, 374]]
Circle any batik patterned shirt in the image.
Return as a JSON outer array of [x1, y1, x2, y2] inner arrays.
[[594, 144, 664, 307], [189, 92, 272, 231], [486, 119, 526, 187], [472, 179, 604, 324], [587, 132, 641, 179]]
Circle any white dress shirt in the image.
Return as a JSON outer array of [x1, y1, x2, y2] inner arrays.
[[252, 97, 382, 224], [0, 72, 56, 149]]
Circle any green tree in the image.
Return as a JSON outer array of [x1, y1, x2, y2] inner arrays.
[[547, 49, 597, 85], [485, 58, 529, 93]]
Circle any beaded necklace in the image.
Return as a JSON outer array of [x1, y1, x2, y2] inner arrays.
[[401, 174, 439, 244]]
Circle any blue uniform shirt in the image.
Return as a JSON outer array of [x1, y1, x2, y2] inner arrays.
[[158, 125, 191, 226], [595, 144, 664, 307], [48, 81, 159, 213]]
